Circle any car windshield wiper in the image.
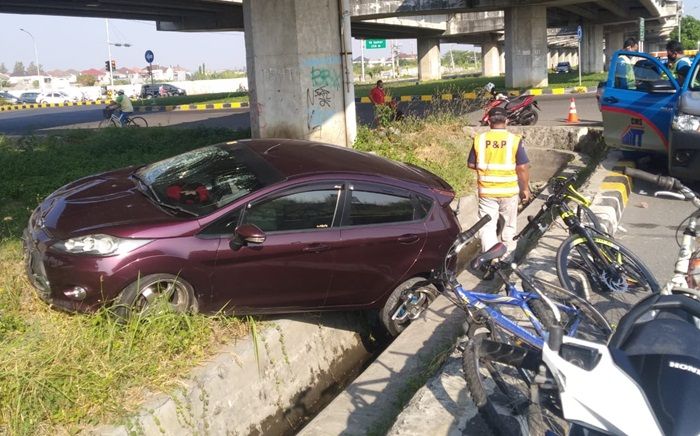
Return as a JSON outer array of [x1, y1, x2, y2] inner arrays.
[[130, 174, 198, 217]]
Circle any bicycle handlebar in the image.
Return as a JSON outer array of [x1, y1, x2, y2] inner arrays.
[[623, 167, 677, 190], [456, 215, 491, 248]]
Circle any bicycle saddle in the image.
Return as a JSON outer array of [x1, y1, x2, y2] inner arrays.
[[471, 242, 507, 271]]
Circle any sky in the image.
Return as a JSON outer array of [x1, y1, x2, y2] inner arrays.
[[1, 2, 699, 73]]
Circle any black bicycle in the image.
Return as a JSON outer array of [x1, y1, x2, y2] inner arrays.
[[98, 107, 148, 128], [515, 174, 660, 299]]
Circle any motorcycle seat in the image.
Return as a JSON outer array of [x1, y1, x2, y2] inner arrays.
[[504, 95, 528, 110]]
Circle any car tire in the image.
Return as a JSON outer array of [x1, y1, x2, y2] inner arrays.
[[113, 273, 198, 319], [380, 277, 438, 337]]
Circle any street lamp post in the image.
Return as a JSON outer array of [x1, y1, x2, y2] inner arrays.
[[105, 19, 115, 89], [19, 28, 41, 89]]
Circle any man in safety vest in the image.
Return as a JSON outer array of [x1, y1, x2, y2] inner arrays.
[[666, 40, 692, 84], [468, 106, 531, 256], [616, 37, 639, 90]]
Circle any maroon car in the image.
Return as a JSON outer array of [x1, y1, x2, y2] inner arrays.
[[23, 139, 460, 334]]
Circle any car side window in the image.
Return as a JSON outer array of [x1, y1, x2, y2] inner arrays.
[[242, 189, 340, 232], [346, 189, 429, 226]]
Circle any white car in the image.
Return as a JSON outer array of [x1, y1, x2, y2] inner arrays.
[[38, 91, 73, 105]]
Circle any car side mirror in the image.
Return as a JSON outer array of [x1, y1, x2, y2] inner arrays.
[[230, 224, 266, 251]]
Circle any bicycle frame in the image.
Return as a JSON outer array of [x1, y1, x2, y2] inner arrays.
[[448, 277, 588, 350], [662, 196, 700, 294]]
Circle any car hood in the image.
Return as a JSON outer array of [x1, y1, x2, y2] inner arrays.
[[37, 168, 193, 240]]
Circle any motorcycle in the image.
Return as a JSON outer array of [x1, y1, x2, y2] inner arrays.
[[478, 82, 540, 126]]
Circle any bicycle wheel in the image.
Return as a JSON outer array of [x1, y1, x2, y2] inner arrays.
[[98, 118, 117, 128], [127, 116, 148, 127], [575, 204, 606, 234], [556, 234, 660, 298], [463, 321, 566, 436], [525, 277, 612, 343]]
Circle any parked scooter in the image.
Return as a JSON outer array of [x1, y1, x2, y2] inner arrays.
[[479, 82, 540, 126]]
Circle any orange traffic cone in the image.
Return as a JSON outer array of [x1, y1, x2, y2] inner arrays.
[[566, 97, 580, 124]]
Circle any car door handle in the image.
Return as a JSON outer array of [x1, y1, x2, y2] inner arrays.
[[302, 243, 331, 253], [397, 234, 420, 244], [602, 96, 618, 104]]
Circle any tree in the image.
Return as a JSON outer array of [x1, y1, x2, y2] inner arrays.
[[77, 74, 97, 86], [27, 62, 40, 76], [669, 15, 700, 50], [0, 63, 7, 74], [12, 61, 25, 76]]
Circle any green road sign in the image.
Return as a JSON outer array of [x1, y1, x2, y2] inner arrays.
[[639, 17, 645, 42], [365, 39, 387, 49]]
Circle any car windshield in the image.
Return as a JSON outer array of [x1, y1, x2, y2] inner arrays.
[[135, 143, 281, 216]]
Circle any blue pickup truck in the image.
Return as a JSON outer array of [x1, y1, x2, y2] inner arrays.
[[600, 50, 700, 181]]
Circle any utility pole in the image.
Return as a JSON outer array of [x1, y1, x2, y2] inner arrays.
[[105, 19, 114, 89], [361, 38, 366, 82], [449, 48, 455, 70], [19, 28, 41, 89]]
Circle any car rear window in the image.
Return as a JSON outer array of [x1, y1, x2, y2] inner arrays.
[[243, 189, 340, 232]]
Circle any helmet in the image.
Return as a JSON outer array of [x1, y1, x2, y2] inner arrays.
[[117, 90, 125, 95], [484, 82, 495, 92]]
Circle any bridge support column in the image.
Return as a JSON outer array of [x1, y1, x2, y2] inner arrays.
[[243, 0, 351, 146], [482, 42, 500, 77], [418, 37, 441, 81], [605, 31, 624, 71], [582, 23, 604, 73], [504, 6, 548, 88]]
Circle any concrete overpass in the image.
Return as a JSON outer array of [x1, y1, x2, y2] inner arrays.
[[0, 0, 679, 148]]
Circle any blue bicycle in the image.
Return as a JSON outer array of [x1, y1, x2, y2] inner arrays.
[[422, 215, 611, 435]]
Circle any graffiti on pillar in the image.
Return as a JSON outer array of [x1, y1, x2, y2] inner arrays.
[[305, 57, 342, 132]]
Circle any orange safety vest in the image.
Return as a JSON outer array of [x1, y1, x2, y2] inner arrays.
[[472, 129, 521, 198]]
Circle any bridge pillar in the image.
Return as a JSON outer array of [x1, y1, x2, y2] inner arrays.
[[243, 0, 351, 146], [582, 23, 605, 73], [418, 37, 441, 81], [482, 42, 500, 77], [504, 6, 548, 88], [605, 31, 624, 71]]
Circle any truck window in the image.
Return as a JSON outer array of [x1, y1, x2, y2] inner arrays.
[[689, 64, 700, 91], [614, 55, 665, 91]]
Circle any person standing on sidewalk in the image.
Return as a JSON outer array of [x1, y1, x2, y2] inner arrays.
[[616, 37, 639, 90], [468, 106, 531, 256]]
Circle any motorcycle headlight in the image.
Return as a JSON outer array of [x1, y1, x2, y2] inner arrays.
[[53, 234, 152, 256], [672, 113, 700, 132]]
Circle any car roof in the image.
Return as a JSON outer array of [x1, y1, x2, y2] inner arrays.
[[236, 139, 451, 190]]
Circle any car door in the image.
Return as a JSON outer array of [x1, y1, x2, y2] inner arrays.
[[209, 182, 343, 312], [326, 182, 428, 307], [601, 51, 680, 153]]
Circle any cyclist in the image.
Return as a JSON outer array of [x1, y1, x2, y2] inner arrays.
[[107, 90, 134, 127]]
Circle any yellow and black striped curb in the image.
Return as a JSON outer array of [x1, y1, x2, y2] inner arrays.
[[0, 100, 250, 113], [589, 159, 635, 235], [356, 85, 597, 104]]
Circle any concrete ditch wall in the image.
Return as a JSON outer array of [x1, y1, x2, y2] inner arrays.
[[84, 126, 604, 436], [86, 312, 374, 436]]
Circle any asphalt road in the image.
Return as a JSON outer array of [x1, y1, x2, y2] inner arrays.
[[0, 94, 601, 135], [615, 161, 700, 285]]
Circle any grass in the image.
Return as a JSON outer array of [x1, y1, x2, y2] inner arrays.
[[354, 71, 607, 98], [133, 92, 249, 107], [354, 99, 477, 197], [0, 127, 252, 435]]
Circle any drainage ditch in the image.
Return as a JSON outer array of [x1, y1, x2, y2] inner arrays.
[[86, 126, 607, 436]]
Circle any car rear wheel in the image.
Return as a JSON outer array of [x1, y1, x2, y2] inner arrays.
[[380, 277, 438, 337], [113, 273, 198, 319]]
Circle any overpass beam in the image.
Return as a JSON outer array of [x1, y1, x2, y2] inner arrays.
[[582, 23, 604, 74], [505, 6, 548, 88], [417, 37, 441, 81], [243, 0, 350, 146], [482, 42, 500, 77]]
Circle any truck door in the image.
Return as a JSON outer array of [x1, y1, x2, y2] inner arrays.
[[601, 51, 680, 153]]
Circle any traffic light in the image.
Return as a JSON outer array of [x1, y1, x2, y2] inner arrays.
[[111, 60, 116, 70], [105, 61, 110, 72]]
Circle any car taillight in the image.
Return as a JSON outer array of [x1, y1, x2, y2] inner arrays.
[[687, 254, 700, 289]]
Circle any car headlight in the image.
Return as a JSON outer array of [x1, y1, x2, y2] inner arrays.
[[672, 113, 700, 132], [53, 234, 152, 256]]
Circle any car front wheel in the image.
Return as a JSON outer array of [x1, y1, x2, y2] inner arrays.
[[380, 277, 438, 336], [113, 273, 198, 319]]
